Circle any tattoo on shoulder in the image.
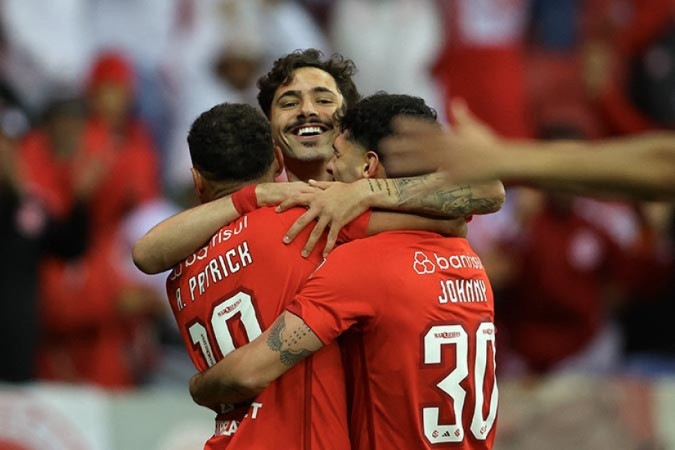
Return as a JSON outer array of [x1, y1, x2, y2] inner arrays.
[[266, 316, 314, 367]]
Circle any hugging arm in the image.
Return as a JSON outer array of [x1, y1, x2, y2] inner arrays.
[[278, 175, 504, 256], [362, 173, 505, 217], [189, 312, 323, 409], [132, 195, 241, 274], [132, 182, 319, 274]]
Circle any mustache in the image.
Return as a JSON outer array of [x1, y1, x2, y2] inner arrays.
[[284, 118, 333, 133]]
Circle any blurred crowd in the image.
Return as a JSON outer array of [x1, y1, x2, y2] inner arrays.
[[0, 0, 673, 390]]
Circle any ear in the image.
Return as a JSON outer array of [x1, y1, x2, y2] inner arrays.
[[272, 145, 285, 178], [191, 167, 205, 200], [363, 151, 381, 178]]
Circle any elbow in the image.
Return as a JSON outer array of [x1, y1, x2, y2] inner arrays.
[[237, 373, 271, 397], [233, 362, 274, 396], [480, 180, 506, 214], [132, 238, 164, 274]]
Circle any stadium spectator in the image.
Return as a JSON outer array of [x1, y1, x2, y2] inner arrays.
[[30, 53, 164, 388], [329, 0, 446, 119], [581, 0, 675, 135], [0, 95, 89, 383], [432, 0, 534, 137]]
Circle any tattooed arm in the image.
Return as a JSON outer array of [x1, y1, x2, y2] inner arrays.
[[362, 173, 504, 217], [189, 312, 323, 408], [277, 174, 504, 256]]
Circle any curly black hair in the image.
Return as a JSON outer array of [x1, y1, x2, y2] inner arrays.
[[340, 92, 438, 158], [256, 48, 360, 118], [188, 103, 274, 182]]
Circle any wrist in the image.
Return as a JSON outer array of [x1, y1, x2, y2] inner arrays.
[[354, 178, 376, 209], [231, 184, 258, 214], [255, 182, 274, 206]]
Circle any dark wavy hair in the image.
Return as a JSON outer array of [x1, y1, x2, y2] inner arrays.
[[257, 48, 360, 118], [340, 92, 438, 159], [188, 103, 274, 182]]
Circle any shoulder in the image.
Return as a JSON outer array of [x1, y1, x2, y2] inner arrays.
[[325, 233, 477, 270], [239, 206, 307, 235]]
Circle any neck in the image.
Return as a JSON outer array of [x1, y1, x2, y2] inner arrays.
[[284, 158, 331, 182], [204, 171, 275, 202], [206, 181, 245, 202]]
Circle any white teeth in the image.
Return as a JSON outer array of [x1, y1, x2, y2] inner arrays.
[[297, 126, 322, 136]]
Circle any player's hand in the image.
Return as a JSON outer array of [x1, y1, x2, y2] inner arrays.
[[256, 181, 322, 206], [380, 98, 502, 182], [277, 180, 370, 257]]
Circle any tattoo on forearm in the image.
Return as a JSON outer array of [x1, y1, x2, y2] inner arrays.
[[368, 179, 394, 198], [384, 179, 392, 196], [266, 316, 314, 367], [267, 318, 284, 351], [391, 176, 501, 216], [280, 348, 313, 366]]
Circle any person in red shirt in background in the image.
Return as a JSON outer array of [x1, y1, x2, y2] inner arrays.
[[189, 94, 498, 450], [582, 0, 675, 135], [494, 124, 629, 374], [82, 51, 162, 238], [23, 51, 164, 388], [432, 0, 533, 139]]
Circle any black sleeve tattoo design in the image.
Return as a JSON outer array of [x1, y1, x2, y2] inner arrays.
[[266, 316, 314, 367], [390, 175, 501, 217], [367, 179, 393, 197]]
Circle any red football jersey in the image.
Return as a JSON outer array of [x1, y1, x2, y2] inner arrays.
[[166, 206, 368, 449], [287, 231, 498, 450]]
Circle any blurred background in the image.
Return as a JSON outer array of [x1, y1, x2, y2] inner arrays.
[[0, 0, 673, 449]]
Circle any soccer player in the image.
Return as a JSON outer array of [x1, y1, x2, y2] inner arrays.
[[133, 49, 504, 274], [189, 94, 499, 450], [380, 99, 675, 201], [168, 102, 355, 449]]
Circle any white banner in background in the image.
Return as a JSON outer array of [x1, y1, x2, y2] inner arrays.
[[0, 384, 109, 450], [2, 377, 674, 450]]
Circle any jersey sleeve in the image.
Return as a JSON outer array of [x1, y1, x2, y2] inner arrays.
[[286, 244, 378, 344], [337, 210, 371, 243]]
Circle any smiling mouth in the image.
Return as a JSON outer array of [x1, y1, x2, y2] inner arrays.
[[291, 125, 330, 137]]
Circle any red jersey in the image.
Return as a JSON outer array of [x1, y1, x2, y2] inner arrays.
[[287, 231, 498, 450], [166, 206, 368, 450]]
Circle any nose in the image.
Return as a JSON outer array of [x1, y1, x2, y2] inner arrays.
[[299, 97, 318, 118], [326, 157, 335, 176]]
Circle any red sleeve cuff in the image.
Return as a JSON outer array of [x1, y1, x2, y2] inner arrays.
[[231, 185, 258, 215]]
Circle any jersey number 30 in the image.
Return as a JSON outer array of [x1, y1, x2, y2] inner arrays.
[[423, 322, 498, 444]]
